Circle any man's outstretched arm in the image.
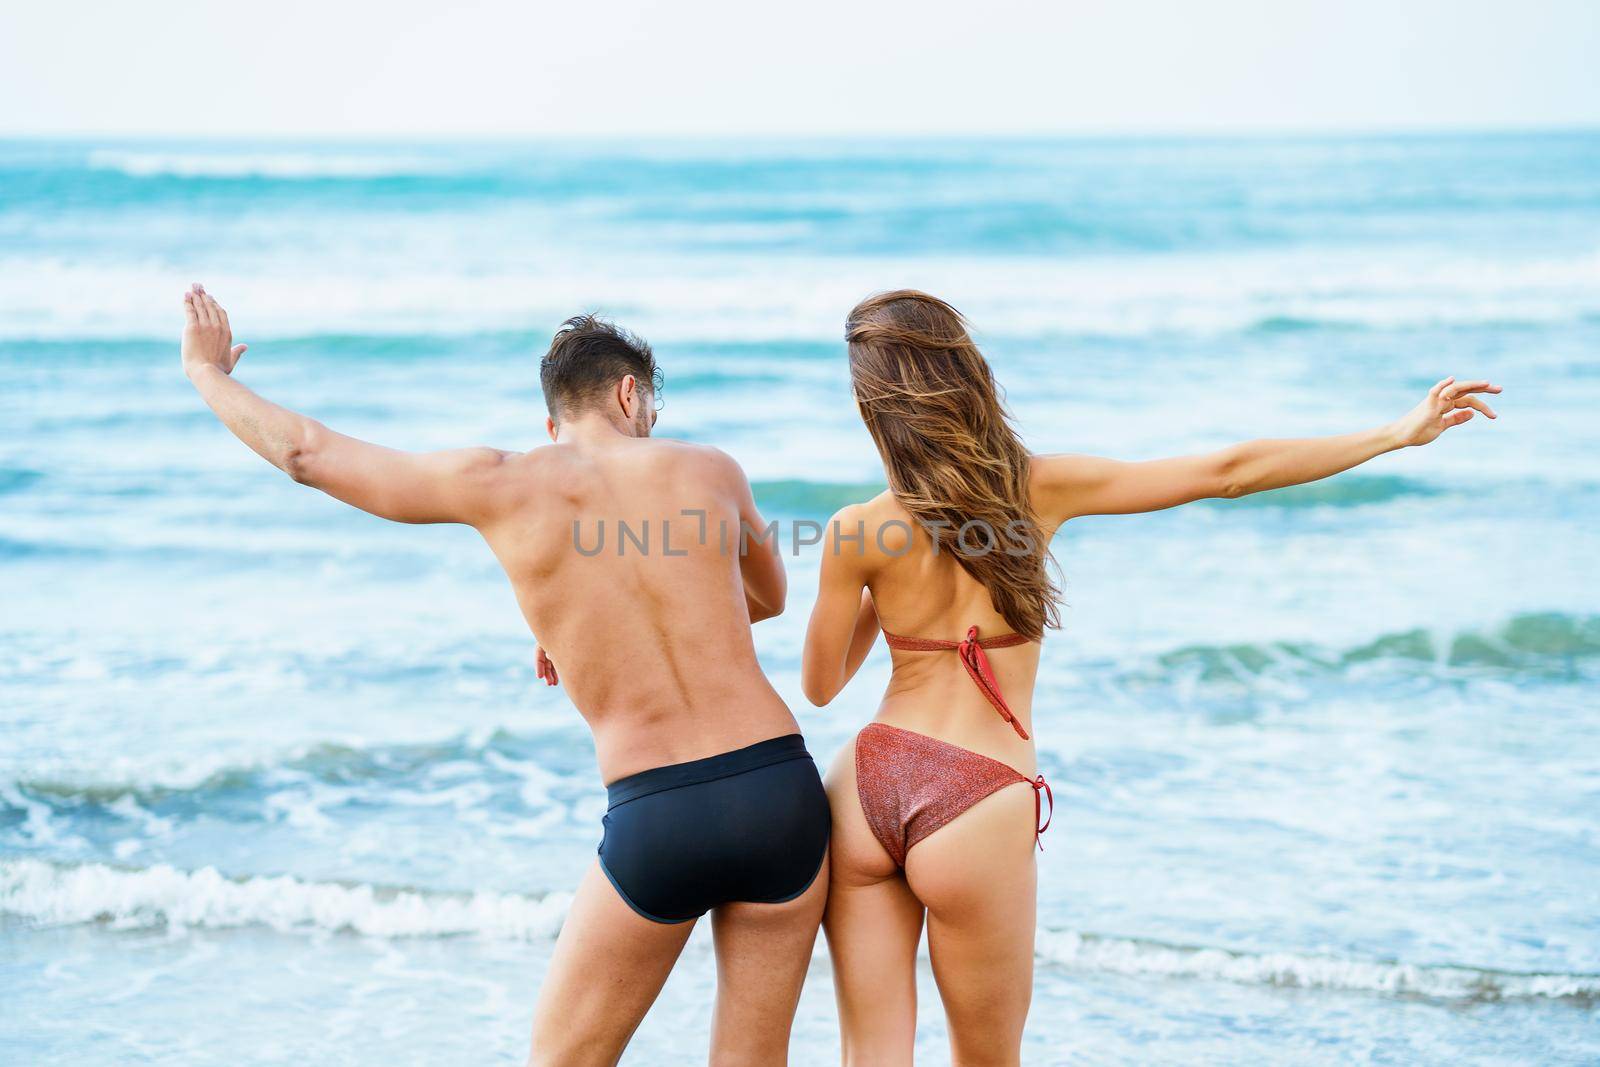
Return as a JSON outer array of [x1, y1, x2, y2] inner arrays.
[[181, 284, 514, 526]]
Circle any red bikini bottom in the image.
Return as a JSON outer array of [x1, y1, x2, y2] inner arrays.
[[854, 722, 1052, 868]]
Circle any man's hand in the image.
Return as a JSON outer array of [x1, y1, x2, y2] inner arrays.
[[535, 645, 560, 687], [1390, 376, 1501, 447], [182, 283, 248, 377]]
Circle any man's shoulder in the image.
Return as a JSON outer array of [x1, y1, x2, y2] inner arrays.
[[511, 438, 742, 487], [493, 443, 565, 479], [636, 438, 745, 483], [643, 437, 734, 462]]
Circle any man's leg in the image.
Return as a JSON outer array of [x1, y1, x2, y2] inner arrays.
[[528, 860, 696, 1067], [706, 854, 830, 1067]]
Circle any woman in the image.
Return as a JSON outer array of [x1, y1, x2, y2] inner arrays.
[[801, 289, 1499, 1065]]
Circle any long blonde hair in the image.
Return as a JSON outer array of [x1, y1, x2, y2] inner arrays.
[[846, 290, 1060, 640]]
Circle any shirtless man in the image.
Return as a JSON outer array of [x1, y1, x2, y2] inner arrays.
[[179, 284, 830, 1066]]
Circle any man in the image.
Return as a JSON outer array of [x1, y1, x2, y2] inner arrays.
[[180, 284, 830, 1066]]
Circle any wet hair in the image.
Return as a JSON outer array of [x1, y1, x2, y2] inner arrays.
[[846, 289, 1060, 641], [539, 314, 661, 419]]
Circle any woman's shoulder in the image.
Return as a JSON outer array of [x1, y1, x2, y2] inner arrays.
[[823, 491, 916, 568], [1026, 451, 1105, 530], [836, 489, 917, 529]]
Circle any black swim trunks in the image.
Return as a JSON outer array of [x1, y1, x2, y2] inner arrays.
[[597, 733, 831, 924]]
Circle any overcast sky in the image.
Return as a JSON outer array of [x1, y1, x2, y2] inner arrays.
[[3, 0, 1597, 137]]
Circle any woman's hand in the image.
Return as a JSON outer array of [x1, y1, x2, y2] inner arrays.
[[1390, 377, 1501, 447], [535, 645, 559, 687]]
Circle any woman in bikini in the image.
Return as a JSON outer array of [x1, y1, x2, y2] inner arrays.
[[802, 289, 1500, 1065]]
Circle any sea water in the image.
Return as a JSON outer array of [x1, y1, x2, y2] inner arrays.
[[2, 134, 1598, 1064]]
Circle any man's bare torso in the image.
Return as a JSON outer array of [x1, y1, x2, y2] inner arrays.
[[477, 433, 796, 781]]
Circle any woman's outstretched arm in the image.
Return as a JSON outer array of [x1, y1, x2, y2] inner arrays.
[[1034, 376, 1501, 523]]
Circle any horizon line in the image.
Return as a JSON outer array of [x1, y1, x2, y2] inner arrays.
[[3, 121, 1598, 144]]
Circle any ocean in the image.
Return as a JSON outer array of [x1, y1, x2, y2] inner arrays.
[[2, 133, 1598, 1064]]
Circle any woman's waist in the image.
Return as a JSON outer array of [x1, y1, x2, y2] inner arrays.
[[880, 668, 1037, 723], [869, 696, 1038, 775]]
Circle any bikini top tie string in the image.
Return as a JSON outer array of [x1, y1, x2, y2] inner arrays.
[[881, 625, 1032, 741]]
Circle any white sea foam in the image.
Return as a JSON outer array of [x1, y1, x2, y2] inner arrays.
[[1, 248, 1596, 343], [0, 859, 569, 940], [85, 150, 445, 180], [1035, 929, 1599, 1002], [5, 859, 1594, 1001]]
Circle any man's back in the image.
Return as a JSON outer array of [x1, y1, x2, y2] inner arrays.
[[482, 434, 796, 780]]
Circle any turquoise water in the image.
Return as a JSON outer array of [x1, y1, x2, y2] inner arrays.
[[3, 134, 1599, 1064]]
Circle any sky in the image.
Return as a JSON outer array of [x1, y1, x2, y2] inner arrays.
[[2, 0, 1598, 137]]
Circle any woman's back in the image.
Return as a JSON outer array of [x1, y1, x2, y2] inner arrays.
[[842, 490, 1049, 774]]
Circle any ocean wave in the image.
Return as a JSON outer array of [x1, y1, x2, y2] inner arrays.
[[751, 474, 1439, 518], [751, 479, 888, 516], [4, 613, 1590, 816], [0, 467, 42, 496], [1, 249, 1596, 343], [0, 535, 102, 561], [1210, 474, 1439, 509], [84, 150, 447, 181], [0, 858, 568, 940], [5, 858, 1592, 1002], [2, 728, 583, 809], [1145, 612, 1600, 685], [1035, 929, 1599, 1003]]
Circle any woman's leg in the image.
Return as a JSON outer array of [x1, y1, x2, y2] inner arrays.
[[904, 782, 1038, 1067], [822, 739, 925, 1067]]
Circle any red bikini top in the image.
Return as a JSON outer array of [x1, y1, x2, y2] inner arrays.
[[881, 625, 1033, 740]]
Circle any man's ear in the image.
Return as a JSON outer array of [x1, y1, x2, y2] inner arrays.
[[617, 374, 639, 420], [546, 415, 558, 442]]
